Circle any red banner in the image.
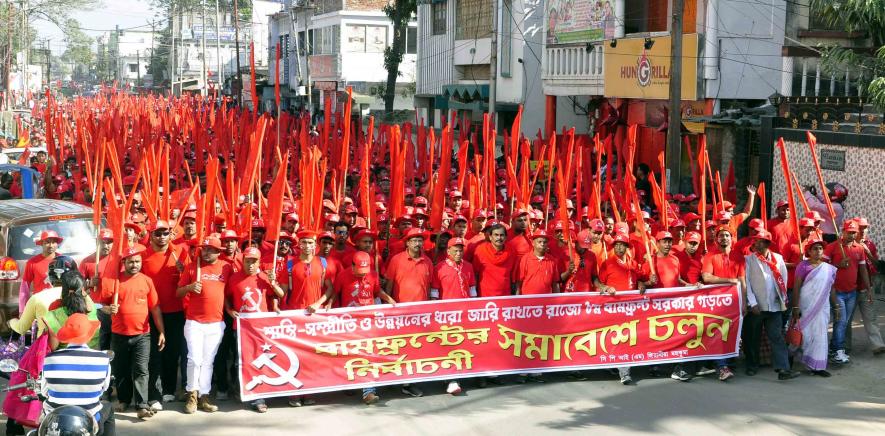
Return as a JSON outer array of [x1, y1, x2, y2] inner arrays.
[[237, 285, 741, 400]]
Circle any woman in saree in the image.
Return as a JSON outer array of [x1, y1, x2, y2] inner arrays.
[[791, 239, 839, 376]]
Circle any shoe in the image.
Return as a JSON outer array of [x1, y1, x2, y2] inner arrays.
[[718, 367, 734, 382], [620, 374, 633, 385], [198, 394, 218, 413], [830, 349, 850, 364], [401, 384, 423, 397], [252, 400, 268, 413], [745, 368, 758, 376], [670, 369, 692, 382], [487, 376, 505, 385], [647, 366, 663, 378], [215, 391, 229, 401], [184, 391, 198, 414], [515, 374, 527, 384], [136, 408, 154, 420], [162, 394, 176, 403], [695, 365, 716, 376], [113, 402, 129, 413], [362, 392, 380, 405], [288, 397, 302, 407], [777, 370, 800, 381], [300, 397, 316, 406], [568, 371, 589, 381], [446, 381, 462, 395], [812, 370, 832, 377], [148, 401, 163, 412]]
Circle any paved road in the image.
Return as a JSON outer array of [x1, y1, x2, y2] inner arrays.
[[4, 323, 885, 435]]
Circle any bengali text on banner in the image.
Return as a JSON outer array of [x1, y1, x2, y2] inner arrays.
[[237, 284, 741, 400]]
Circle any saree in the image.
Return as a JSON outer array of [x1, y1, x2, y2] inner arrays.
[[796, 261, 837, 370]]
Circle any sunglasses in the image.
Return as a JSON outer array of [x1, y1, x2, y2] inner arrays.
[[153, 231, 171, 237], [335, 230, 349, 235]]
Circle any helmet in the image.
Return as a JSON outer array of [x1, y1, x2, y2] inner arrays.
[[825, 182, 848, 203], [47, 256, 78, 285], [38, 405, 97, 436]]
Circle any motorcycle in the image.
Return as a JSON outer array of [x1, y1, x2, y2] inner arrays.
[[1, 353, 114, 436]]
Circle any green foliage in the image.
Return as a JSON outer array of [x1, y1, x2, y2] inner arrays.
[[809, 0, 885, 110], [381, 0, 417, 113]]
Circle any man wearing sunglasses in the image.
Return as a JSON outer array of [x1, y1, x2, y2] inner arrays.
[[142, 220, 190, 405]]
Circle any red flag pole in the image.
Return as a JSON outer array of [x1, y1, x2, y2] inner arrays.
[[806, 131, 845, 257]]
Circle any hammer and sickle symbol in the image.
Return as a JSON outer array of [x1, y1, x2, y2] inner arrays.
[[245, 344, 303, 391]]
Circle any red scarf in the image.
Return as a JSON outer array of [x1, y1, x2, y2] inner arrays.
[[755, 251, 787, 303]]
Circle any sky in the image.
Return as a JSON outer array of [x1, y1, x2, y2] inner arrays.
[[35, 0, 160, 55]]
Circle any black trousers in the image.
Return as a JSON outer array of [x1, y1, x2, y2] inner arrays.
[[212, 315, 238, 393], [742, 311, 791, 371], [97, 310, 112, 351], [155, 311, 185, 396], [147, 320, 163, 403], [111, 333, 151, 410]]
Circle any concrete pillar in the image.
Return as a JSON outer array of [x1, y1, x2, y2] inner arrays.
[[780, 56, 793, 96], [614, 0, 625, 38], [545, 95, 557, 138]]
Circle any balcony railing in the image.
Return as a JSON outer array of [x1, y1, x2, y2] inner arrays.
[[542, 43, 604, 95]]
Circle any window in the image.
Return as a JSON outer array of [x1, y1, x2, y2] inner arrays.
[[310, 25, 340, 55], [278, 35, 290, 84], [405, 26, 418, 54], [432, 1, 447, 35], [500, 0, 511, 77], [456, 0, 492, 40], [345, 24, 387, 53], [128, 63, 139, 73]]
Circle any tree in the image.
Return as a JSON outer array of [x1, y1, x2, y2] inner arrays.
[[61, 18, 94, 81], [810, 0, 885, 110], [382, 0, 416, 113]]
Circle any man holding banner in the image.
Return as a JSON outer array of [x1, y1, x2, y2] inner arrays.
[[701, 226, 746, 381]]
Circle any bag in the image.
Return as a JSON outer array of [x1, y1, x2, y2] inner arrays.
[[786, 317, 802, 348], [2, 332, 50, 428]]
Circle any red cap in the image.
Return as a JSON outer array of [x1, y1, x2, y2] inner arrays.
[[414, 208, 428, 217], [286, 212, 300, 222], [775, 200, 788, 209], [344, 204, 359, 215], [854, 217, 869, 227], [375, 202, 387, 212], [124, 221, 142, 232], [121, 244, 145, 259], [98, 229, 114, 241], [513, 208, 531, 217], [213, 214, 227, 225], [683, 212, 701, 223], [404, 186, 415, 196], [353, 251, 372, 274], [318, 231, 335, 241], [685, 232, 702, 243], [748, 218, 765, 231], [322, 199, 336, 211], [798, 218, 816, 228], [395, 215, 416, 225], [453, 214, 468, 223], [612, 233, 631, 244], [483, 219, 499, 230], [577, 230, 593, 249], [56, 313, 100, 345], [415, 196, 429, 207], [715, 211, 732, 221], [353, 229, 377, 241], [150, 220, 171, 231], [447, 237, 467, 248], [243, 247, 261, 259], [670, 219, 686, 228], [278, 231, 295, 242], [673, 194, 686, 202], [805, 211, 824, 222], [449, 190, 462, 198], [183, 211, 197, 220], [843, 220, 859, 233], [199, 236, 223, 250], [531, 195, 544, 204], [529, 230, 552, 241], [655, 230, 673, 240], [35, 230, 63, 245], [588, 218, 605, 232], [755, 230, 773, 242], [403, 228, 427, 240], [251, 219, 266, 229], [472, 209, 488, 220], [220, 229, 239, 241], [804, 238, 826, 254], [325, 213, 341, 223], [377, 214, 389, 222], [705, 221, 718, 229], [716, 225, 733, 236], [297, 230, 318, 240], [721, 201, 734, 210]]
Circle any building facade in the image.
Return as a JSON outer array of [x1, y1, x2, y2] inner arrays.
[[267, 0, 417, 114], [108, 29, 158, 87]]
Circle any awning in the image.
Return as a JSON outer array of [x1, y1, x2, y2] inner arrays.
[[443, 84, 489, 101], [350, 92, 375, 106]]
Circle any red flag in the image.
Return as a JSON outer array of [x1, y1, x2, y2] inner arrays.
[[724, 161, 736, 204], [265, 151, 290, 242], [776, 138, 802, 247]]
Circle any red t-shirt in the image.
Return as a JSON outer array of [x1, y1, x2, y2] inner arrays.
[[506, 233, 533, 259], [22, 254, 55, 294], [472, 242, 517, 297], [79, 253, 113, 304], [178, 260, 232, 323], [652, 253, 682, 288], [463, 233, 487, 263], [334, 269, 381, 308], [328, 244, 357, 264], [225, 271, 275, 329], [676, 250, 703, 284], [565, 249, 597, 293], [516, 254, 561, 295], [599, 256, 642, 291], [385, 251, 432, 303], [108, 272, 158, 336], [221, 251, 244, 273], [824, 242, 867, 292], [781, 242, 803, 289], [701, 250, 745, 280], [432, 260, 476, 300], [283, 257, 330, 310], [142, 244, 189, 313]]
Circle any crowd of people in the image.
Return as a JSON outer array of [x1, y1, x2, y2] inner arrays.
[[1, 99, 881, 436], [9, 171, 882, 418]]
